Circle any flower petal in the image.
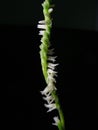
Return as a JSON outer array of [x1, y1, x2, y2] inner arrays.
[[52, 116, 60, 126]]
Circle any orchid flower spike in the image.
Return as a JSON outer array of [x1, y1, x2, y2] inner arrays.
[[37, 0, 65, 130]]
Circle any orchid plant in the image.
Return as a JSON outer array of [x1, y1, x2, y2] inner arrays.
[[37, 0, 65, 130]]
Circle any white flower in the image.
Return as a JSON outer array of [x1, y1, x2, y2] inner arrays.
[[39, 30, 45, 35], [48, 63, 58, 70], [48, 8, 53, 13], [47, 74, 56, 83], [47, 64, 58, 83], [44, 103, 56, 112], [37, 24, 46, 29], [47, 68, 57, 77], [40, 86, 52, 96], [38, 20, 45, 24], [48, 56, 57, 62], [52, 116, 60, 126], [40, 81, 56, 96], [43, 95, 55, 104]]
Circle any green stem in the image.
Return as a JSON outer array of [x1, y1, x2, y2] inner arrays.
[[52, 91, 65, 130]]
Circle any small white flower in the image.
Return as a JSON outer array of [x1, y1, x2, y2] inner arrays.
[[39, 30, 45, 35], [40, 82, 56, 96], [37, 24, 46, 29], [48, 63, 58, 70], [40, 86, 52, 96], [48, 8, 53, 13], [48, 74, 56, 83], [47, 68, 57, 76], [48, 56, 57, 62], [44, 103, 56, 112], [38, 20, 45, 24], [43, 95, 55, 104], [52, 116, 60, 126]]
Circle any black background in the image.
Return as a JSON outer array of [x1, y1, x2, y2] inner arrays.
[[0, 0, 97, 130]]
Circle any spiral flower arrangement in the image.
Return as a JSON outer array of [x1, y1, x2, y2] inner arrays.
[[37, 0, 65, 130]]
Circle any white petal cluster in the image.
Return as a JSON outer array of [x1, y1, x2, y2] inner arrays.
[[40, 81, 56, 97], [37, 20, 46, 28], [40, 49, 60, 125], [37, 7, 53, 34], [37, 20, 46, 37], [40, 47, 58, 110]]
